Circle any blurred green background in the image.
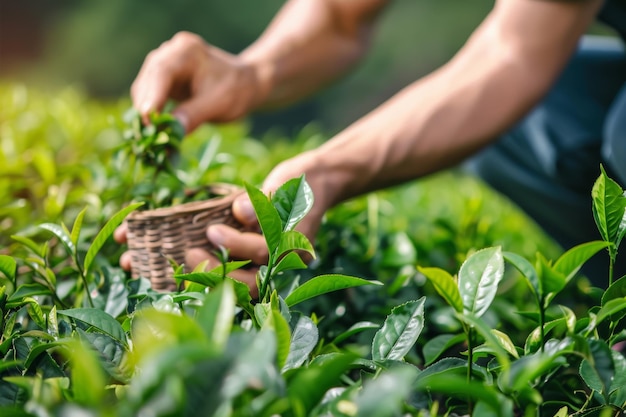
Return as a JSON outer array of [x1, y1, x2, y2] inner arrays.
[[1, 0, 495, 135]]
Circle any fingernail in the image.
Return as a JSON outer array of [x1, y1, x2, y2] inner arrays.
[[235, 198, 257, 224], [207, 225, 225, 246]]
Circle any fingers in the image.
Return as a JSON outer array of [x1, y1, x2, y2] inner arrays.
[[185, 247, 259, 298], [119, 251, 132, 271], [113, 223, 127, 244], [207, 224, 268, 265]]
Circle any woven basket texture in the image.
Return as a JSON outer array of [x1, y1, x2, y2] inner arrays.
[[126, 183, 244, 291]]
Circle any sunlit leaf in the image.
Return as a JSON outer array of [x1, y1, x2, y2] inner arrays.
[[285, 274, 382, 307], [39, 223, 75, 257], [283, 315, 318, 372], [59, 308, 127, 346], [70, 207, 88, 247], [0, 255, 17, 281], [271, 175, 314, 232], [372, 298, 425, 361], [197, 280, 235, 350], [458, 247, 504, 317], [245, 182, 282, 255], [419, 266, 462, 313]]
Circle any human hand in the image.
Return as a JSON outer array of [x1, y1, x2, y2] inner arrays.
[[131, 31, 268, 132], [114, 150, 331, 298]]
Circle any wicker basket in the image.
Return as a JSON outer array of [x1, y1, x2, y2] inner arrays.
[[125, 183, 244, 291]]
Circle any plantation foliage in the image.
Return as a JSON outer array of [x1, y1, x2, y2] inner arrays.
[[1, 83, 625, 416]]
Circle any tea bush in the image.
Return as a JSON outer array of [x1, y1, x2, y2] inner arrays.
[[2, 83, 623, 416]]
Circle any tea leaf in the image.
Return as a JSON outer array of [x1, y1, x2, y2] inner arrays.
[[11, 235, 46, 258], [422, 334, 466, 366], [331, 321, 380, 346], [70, 207, 88, 247], [580, 339, 615, 403], [286, 352, 356, 414], [39, 223, 75, 257], [273, 251, 308, 275], [594, 297, 626, 327], [272, 175, 313, 232], [372, 298, 425, 361], [458, 247, 504, 317], [83, 202, 143, 274], [64, 339, 107, 406], [608, 350, 626, 406], [419, 266, 462, 313], [0, 255, 16, 281], [276, 230, 315, 260], [602, 275, 626, 305], [59, 308, 127, 346], [353, 365, 420, 417], [270, 309, 292, 371], [245, 182, 282, 255], [284, 274, 383, 307], [553, 241, 609, 283], [283, 315, 318, 372], [197, 280, 235, 351], [592, 165, 626, 247], [503, 251, 540, 300]]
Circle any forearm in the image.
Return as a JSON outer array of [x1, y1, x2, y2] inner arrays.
[[240, 0, 389, 109], [305, 0, 600, 209]]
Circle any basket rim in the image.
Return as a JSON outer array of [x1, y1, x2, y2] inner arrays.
[[126, 182, 244, 220]]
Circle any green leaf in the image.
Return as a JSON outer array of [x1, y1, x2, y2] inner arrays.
[[422, 334, 466, 366], [380, 232, 417, 268], [353, 365, 420, 417], [6, 283, 51, 304], [537, 253, 566, 305], [39, 223, 75, 257], [271, 175, 314, 232], [58, 308, 127, 346], [270, 309, 293, 371], [221, 330, 278, 400], [458, 313, 512, 369], [282, 316, 319, 372], [284, 274, 382, 307], [0, 255, 16, 281], [83, 202, 143, 274], [276, 230, 315, 259], [609, 350, 626, 406], [458, 247, 504, 317], [245, 182, 282, 255], [553, 241, 609, 283], [503, 251, 540, 300], [419, 266, 462, 313], [595, 297, 626, 327], [11, 235, 46, 258], [273, 251, 308, 275], [414, 373, 513, 417], [24, 298, 46, 329], [580, 339, 615, 403], [197, 280, 235, 350], [372, 298, 425, 361], [602, 276, 626, 305], [286, 352, 356, 414], [70, 207, 88, 247], [331, 321, 380, 346], [64, 339, 107, 406], [592, 165, 626, 247]]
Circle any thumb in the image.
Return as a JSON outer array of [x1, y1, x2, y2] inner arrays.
[[232, 193, 258, 228]]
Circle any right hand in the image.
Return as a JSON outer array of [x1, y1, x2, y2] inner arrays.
[[132, 31, 267, 132]]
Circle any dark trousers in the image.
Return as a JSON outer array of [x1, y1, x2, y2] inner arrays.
[[467, 36, 626, 287]]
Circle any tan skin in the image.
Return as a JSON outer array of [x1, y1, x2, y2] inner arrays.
[[115, 0, 602, 297]]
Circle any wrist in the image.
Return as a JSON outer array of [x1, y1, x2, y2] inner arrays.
[[239, 54, 276, 112]]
